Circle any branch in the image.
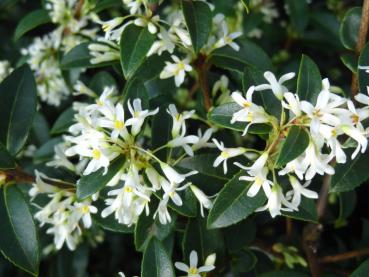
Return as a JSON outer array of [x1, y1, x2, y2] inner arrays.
[[351, 0, 369, 96], [319, 247, 369, 264], [195, 54, 212, 111]]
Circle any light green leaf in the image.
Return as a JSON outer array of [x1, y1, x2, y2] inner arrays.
[[296, 55, 322, 103], [77, 156, 126, 200], [0, 64, 37, 155], [141, 238, 175, 277], [120, 25, 156, 79], [276, 126, 310, 167], [0, 143, 16, 169], [330, 149, 369, 193], [207, 172, 266, 229], [50, 107, 75, 135], [14, 9, 51, 41], [135, 212, 176, 252], [339, 7, 362, 51], [181, 0, 212, 54], [0, 186, 40, 276]]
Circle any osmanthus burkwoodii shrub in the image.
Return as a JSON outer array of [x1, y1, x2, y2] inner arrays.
[[1, 0, 369, 276]]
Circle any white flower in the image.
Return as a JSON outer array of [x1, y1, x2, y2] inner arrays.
[[358, 65, 369, 73], [160, 55, 193, 87], [98, 103, 130, 140], [147, 29, 175, 56], [160, 163, 197, 184], [192, 128, 215, 151], [73, 201, 98, 228], [162, 179, 189, 206], [154, 198, 171, 225], [235, 152, 269, 175], [190, 185, 213, 217], [355, 86, 369, 105], [302, 142, 334, 180], [0, 60, 13, 82], [255, 71, 296, 100], [287, 176, 318, 210], [282, 92, 302, 117], [213, 139, 246, 174], [29, 171, 60, 199], [214, 21, 242, 51], [167, 135, 199, 156], [340, 124, 368, 159], [239, 167, 273, 197], [256, 184, 294, 218], [278, 155, 308, 180], [175, 250, 215, 277], [167, 104, 195, 138], [134, 13, 160, 34]]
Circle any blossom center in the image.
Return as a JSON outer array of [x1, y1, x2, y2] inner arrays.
[[124, 186, 133, 193], [114, 120, 124, 129], [243, 101, 251, 108], [221, 151, 229, 158], [188, 267, 198, 274], [92, 149, 101, 160], [81, 206, 89, 213], [255, 177, 263, 185]]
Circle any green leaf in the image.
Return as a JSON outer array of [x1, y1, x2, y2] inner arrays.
[[351, 259, 369, 277], [141, 238, 175, 277], [31, 112, 50, 146], [358, 42, 369, 94], [296, 55, 322, 103], [167, 187, 198, 217], [225, 219, 256, 252], [208, 102, 272, 134], [282, 198, 318, 223], [151, 106, 172, 161], [50, 107, 75, 135], [276, 126, 310, 167], [211, 39, 273, 72], [207, 172, 267, 229], [231, 249, 257, 274], [123, 78, 149, 109], [0, 64, 37, 155], [339, 7, 362, 51], [133, 53, 170, 81], [77, 156, 126, 200], [135, 212, 176, 252], [340, 53, 358, 74], [330, 149, 369, 193], [93, 0, 122, 13], [120, 25, 156, 79], [60, 42, 117, 69], [92, 211, 133, 234], [33, 137, 63, 164], [14, 9, 51, 41], [181, 0, 212, 54], [285, 0, 309, 33], [0, 143, 15, 169], [0, 186, 39, 276], [182, 216, 224, 262], [89, 71, 117, 93]]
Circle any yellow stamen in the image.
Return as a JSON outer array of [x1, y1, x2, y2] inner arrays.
[[92, 149, 101, 160], [114, 120, 124, 129], [188, 267, 198, 274], [221, 151, 230, 158], [124, 186, 133, 193]]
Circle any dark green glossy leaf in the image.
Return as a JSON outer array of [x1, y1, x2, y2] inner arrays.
[[141, 238, 175, 277], [211, 39, 273, 72], [14, 9, 51, 41], [167, 187, 197, 217], [231, 249, 257, 274], [181, 0, 212, 53], [351, 259, 369, 277], [120, 25, 156, 79], [358, 42, 369, 94], [33, 137, 63, 164], [0, 64, 37, 155], [208, 102, 272, 134], [135, 212, 176, 252], [93, 0, 122, 13], [151, 106, 172, 161], [123, 79, 149, 109], [50, 107, 75, 135], [89, 71, 117, 93], [330, 149, 369, 193], [276, 126, 310, 167], [0, 143, 15, 169], [285, 0, 309, 32], [77, 156, 126, 200], [0, 186, 39, 276], [282, 198, 318, 223], [92, 213, 133, 234], [133, 53, 170, 81], [340, 53, 358, 74], [207, 172, 266, 229], [182, 216, 224, 262], [296, 55, 322, 103], [339, 7, 361, 50], [225, 219, 256, 252]]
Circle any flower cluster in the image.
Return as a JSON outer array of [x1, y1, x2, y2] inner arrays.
[[213, 71, 369, 217], [0, 60, 13, 82], [21, 0, 97, 106], [33, 84, 215, 250]]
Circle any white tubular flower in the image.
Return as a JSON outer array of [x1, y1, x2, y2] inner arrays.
[[147, 29, 175, 56], [125, 99, 159, 136], [282, 92, 302, 117], [340, 124, 368, 159], [167, 135, 199, 156], [0, 60, 13, 82], [213, 139, 247, 174], [73, 201, 98, 228], [159, 55, 193, 87], [154, 198, 171, 225], [190, 185, 213, 217], [82, 147, 113, 175], [319, 124, 346, 164], [214, 21, 242, 51], [235, 152, 269, 175], [134, 12, 160, 34], [192, 128, 215, 151], [231, 87, 269, 135], [278, 155, 307, 180], [358, 65, 369, 73], [97, 103, 130, 141], [88, 42, 120, 64], [29, 171, 60, 199], [239, 167, 273, 197], [167, 104, 195, 138], [162, 179, 189, 206], [256, 184, 294, 218], [175, 250, 215, 277], [303, 142, 334, 180], [145, 167, 162, 190], [287, 176, 318, 210], [171, 19, 192, 47], [255, 71, 296, 100], [355, 86, 369, 105], [160, 163, 198, 184], [73, 80, 96, 97]]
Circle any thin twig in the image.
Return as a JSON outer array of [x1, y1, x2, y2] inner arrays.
[[319, 247, 369, 264], [195, 54, 212, 111]]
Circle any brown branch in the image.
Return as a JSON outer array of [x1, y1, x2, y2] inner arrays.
[[74, 0, 85, 19], [195, 54, 212, 111], [351, 0, 369, 96], [2, 167, 75, 190], [319, 247, 369, 264]]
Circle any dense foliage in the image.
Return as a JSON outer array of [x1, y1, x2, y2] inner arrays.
[[1, 0, 369, 276]]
